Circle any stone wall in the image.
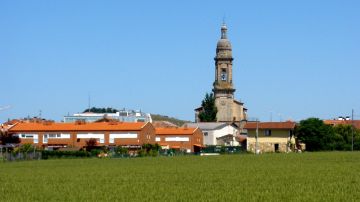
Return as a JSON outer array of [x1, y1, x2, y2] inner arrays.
[[248, 142, 288, 153]]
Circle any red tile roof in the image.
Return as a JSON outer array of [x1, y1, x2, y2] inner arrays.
[[9, 122, 148, 132], [155, 127, 198, 135], [244, 121, 296, 130], [2, 119, 20, 126], [324, 120, 360, 129]]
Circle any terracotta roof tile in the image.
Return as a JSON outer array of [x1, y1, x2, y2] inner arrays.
[[324, 120, 360, 129], [244, 122, 296, 130], [9, 122, 147, 132]]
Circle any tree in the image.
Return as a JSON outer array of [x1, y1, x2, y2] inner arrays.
[[85, 138, 98, 151], [198, 92, 217, 122], [83, 107, 118, 113], [333, 124, 360, 150], [0, 131, 20, 145], [295, 118, 336, 151], [19, 143, 34, 153]]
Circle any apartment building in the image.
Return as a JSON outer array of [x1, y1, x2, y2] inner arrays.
[[8, 121, 155, 149], [155, 127, 203, 153]]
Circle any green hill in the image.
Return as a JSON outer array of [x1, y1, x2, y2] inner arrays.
[[151, 114, 190, 127]]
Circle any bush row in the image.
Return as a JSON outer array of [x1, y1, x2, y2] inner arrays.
[[41, 150, 91, 159]]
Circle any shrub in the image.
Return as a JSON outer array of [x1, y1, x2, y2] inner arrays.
[[115, 146, 128, 155], [137, 144, 160, 157], [41, 150, 91, 159]]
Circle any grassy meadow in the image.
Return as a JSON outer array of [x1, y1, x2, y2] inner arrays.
[[0, 152, 360, 201]]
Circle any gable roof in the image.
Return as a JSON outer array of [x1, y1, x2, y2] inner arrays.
[[155, 127, 198, 135], [233, 99, 244, 105], [324, 120, 360, 129], [244, 122, 296, 130], [184, 122, 230, 130], [194, 106, 203, 111], [8, 122, 148, 132]]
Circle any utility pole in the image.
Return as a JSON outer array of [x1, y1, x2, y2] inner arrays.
[[352, 109, 354, 151], [255, 118, 259, 154]]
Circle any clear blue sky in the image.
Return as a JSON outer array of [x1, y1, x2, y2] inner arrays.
[[1, 0, 359, 123]]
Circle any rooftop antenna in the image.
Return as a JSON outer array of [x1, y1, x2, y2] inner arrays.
[[278, 113, 282, 122]]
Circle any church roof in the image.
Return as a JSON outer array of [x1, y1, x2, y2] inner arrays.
[[234, 99, 244, 105]]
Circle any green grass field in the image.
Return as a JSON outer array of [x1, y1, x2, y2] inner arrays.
[[1, 152, 360, 201]]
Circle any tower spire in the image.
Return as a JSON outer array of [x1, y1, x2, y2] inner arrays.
[[221, 23, 227, 39]]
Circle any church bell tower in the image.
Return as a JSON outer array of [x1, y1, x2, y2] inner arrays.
[[212, 24, 246, 123], [195, 23, 247, 124], [213, 24, 235, 99]]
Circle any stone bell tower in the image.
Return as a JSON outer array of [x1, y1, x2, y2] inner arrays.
[[212, 24, 247, 123]]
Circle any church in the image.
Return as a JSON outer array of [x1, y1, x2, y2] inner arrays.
[[195, 24, 247, 127]]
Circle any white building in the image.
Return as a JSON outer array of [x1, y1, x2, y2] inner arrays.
[[184, 122, 239, 146]]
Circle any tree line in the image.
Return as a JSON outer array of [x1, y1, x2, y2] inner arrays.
[[296, 118, 360, 151], [83, 107, 118, 113]]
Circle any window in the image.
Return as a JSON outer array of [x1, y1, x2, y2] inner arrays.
[[203, 132, 208, 136], [20, 134, 35, 138], [109, 138, 115, 144], [221, 69, 227, 81], [264, 130, 272, 136], [44, 133, 70, 139], [119, 112, 128, 116]]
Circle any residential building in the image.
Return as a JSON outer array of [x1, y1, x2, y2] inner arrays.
[[63, 109, 152, 123], [324, 119, 360, 129], [245, 121, 296, 153], [155, 127, 203, 153], [184, 122, 239, 146], [8, 121, 155, 150]]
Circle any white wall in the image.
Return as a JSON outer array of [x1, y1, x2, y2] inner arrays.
[[109, 133, 138, 143], [202, 125, 239, 146], [165, 137, 189, 142]]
